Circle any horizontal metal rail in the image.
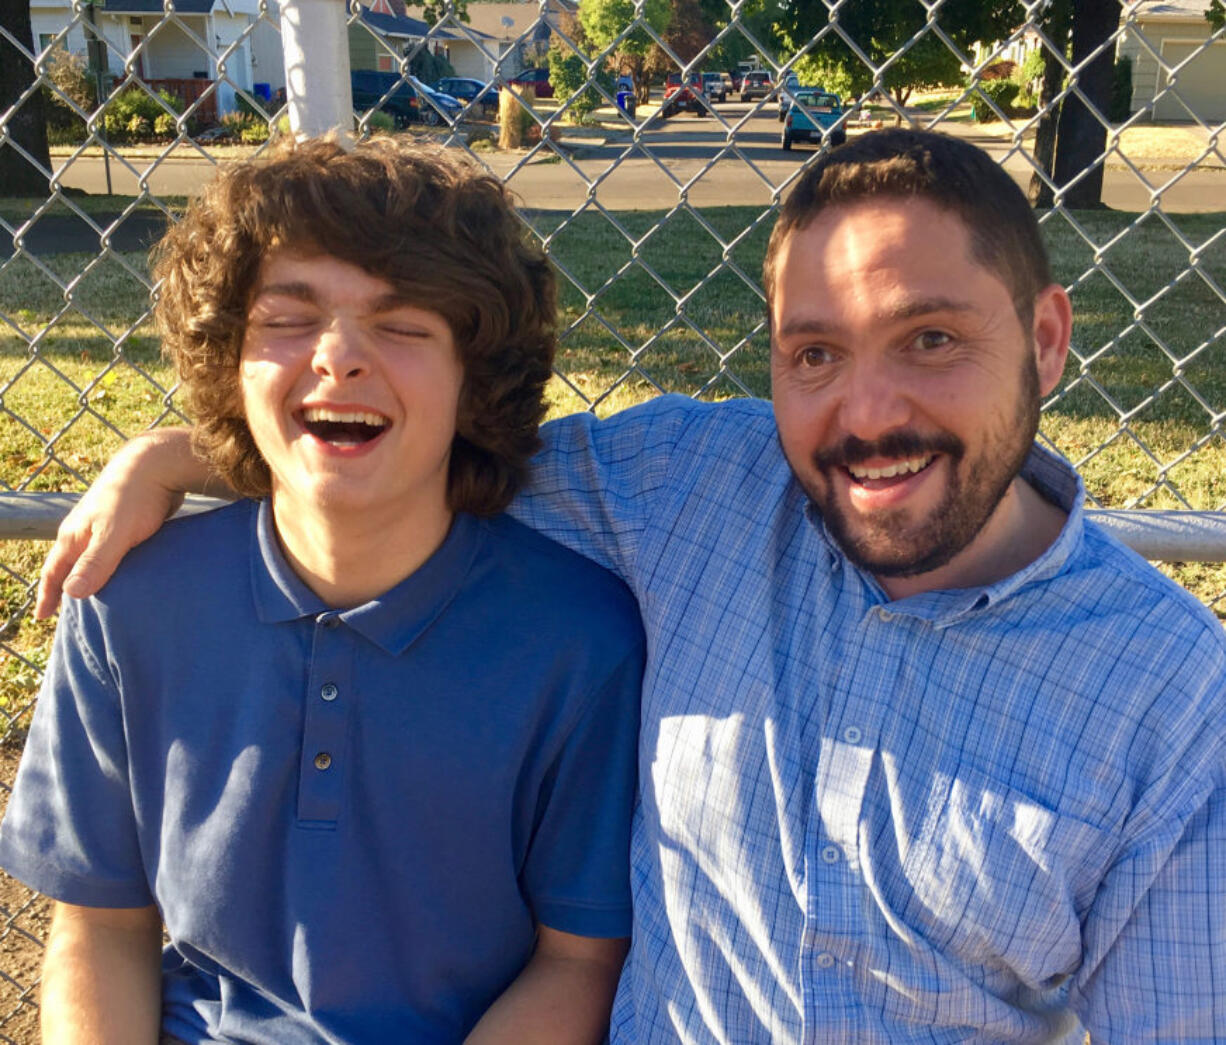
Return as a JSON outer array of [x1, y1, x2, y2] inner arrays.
[[1, 494, 1225, 563]]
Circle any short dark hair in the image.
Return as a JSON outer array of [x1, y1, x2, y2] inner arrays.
[[764, 128, 1052, 326], [153, 135, 556, 515]]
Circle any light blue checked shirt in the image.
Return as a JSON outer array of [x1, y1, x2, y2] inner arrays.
[[513, 395, 1226, 1044]]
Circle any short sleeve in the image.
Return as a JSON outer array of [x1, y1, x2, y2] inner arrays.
[[0, 597, 152, 908], [510, 396, 698, 584], [520, 642, 644, 938]]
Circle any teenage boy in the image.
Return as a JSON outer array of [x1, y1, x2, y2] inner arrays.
[[0, 136, 644, 1044], [40, 130, 1226, 1042]]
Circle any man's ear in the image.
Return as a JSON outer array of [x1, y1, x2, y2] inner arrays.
[[1031, 283, 1072, 397]]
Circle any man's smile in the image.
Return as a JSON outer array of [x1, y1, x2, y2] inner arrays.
[[845, 454, 934, 484]]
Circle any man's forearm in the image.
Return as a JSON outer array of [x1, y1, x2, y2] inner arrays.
[[41, 902, 163, 1045], [464, 928, 628, 1045]]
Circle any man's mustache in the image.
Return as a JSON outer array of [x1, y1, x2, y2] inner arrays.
[[814, 430, 964, 471]]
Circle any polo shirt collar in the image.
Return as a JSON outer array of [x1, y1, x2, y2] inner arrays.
[[250, 499, 482, 654], [808, 443, 1086, 626]]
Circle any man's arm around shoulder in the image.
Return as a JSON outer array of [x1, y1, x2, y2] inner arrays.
[[42, 901, 162, 1045], [464, 926, 628, 1044]]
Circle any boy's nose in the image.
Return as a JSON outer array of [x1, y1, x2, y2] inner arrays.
[[312, 324, 368, 380]]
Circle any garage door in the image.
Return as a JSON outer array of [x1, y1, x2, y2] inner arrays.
[[1156, 39, 1226, 122]]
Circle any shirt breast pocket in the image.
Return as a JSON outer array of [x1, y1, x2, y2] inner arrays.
[[891, 763, 1115, 991]]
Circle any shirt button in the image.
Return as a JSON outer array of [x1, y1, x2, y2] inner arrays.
[[321, 616, 340, 629], [314, 752, 332, 770], [820, 844, 840, 864], [816, 952, 835, 969], [320, 684, 338, 702], [843, 725, 862, 744], [877, 607, 894, 622]]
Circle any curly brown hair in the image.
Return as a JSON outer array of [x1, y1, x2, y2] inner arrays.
[[153, 134, 556, 515]]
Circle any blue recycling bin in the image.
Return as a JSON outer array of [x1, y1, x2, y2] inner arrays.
[[254, 82, 272, 101], [616, 90, 635, 117]]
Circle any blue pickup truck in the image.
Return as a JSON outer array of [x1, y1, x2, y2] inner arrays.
[[781, 89, 847, 151]]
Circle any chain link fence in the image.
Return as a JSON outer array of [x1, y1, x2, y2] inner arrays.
[[0, 0, 1224, 1035]]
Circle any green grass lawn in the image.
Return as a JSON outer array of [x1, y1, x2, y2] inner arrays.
[[0, 202, 1224, 720]]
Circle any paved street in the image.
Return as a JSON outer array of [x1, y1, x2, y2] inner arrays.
[[41, 102, 1226, 216]]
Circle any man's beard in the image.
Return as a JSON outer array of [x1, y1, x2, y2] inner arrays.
[[802, 359, 1041, 579]]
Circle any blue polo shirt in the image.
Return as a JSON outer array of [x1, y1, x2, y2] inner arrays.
[[0, 500, 644, 1043]]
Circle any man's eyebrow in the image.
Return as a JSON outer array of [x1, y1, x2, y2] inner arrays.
[[776, 297, 976, 339]]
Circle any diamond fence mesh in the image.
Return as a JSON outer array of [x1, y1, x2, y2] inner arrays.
[[0, 0, 1224, 1033]]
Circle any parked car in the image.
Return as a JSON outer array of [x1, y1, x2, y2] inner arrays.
[[407, 75, 463, 125], [777, 72, 802, 120], [740, 69, 773, 102], [701, 72, 728, 104], [781, 89, 846, 151], [433, 77, 498, 118], [661, 72, 705, 117], [351, 70, 421, 127], [508, 67, 554, 98]]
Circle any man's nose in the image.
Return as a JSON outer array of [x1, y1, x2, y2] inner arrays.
[[312, 322, 368, 380], [834, 358, 912, 442]]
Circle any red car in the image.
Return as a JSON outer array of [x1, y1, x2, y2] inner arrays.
[[508, 67, 554, 98], [661, 72, 705, 117]]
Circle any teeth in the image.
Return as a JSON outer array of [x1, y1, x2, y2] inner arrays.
[[848, 455, 932, 481], [301, 407, 388, 427]]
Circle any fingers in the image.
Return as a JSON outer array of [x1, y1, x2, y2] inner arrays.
[[35, 521, 95, 619]]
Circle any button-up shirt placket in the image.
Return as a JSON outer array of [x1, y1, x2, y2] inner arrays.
[[296, 612, 354, 827]]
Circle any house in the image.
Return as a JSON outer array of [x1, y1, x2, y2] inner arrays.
[[404, 0, 575, 81], [29, 0, 282, 120], [1117, 0, 1225, 122], [349, 0, 457, 73]]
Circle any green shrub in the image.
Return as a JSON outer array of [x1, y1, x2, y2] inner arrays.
[[364, 110, 396, 133], [547, 42, 609, 119], [102, 86, 182, 142], [153, 112, 176, 138], [42, 45, 97, 141], [409, 49, 455, 83], [970, 79, 1019, 122], [218, 110, 269, 143], [238, 121, 270, 144]]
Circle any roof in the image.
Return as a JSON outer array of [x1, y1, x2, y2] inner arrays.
[[359, 5, 456, 39], [1125, 0, 1217, 20], [405, 1, 571, 41], [95, 0, 216, 11]]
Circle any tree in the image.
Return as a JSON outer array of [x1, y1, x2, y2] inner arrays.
[[1050, 0, 1121, 208], [776, 0, 1024, 107], [1027, 0, 1122, 209], [1206, 0, 1225, 31], [0, 0, 52, 196], [409, 0, 469, 27], [1027, 0, 1072, 207], [577, 0, 671, 102]]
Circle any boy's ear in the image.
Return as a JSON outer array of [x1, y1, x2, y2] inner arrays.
[[1031, 283, 1072, 397]]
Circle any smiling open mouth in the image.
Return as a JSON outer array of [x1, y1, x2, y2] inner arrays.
[[299, 407, 389, 445], [846, 455, 934, 483]]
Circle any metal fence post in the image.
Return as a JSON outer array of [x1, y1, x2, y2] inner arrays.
[[278, 0, 352, 139]]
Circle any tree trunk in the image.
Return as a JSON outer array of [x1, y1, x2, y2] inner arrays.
[[0, 0, 51, 196], [1052, 0, 1121, 209], [1027, 3, 1071, 208]]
